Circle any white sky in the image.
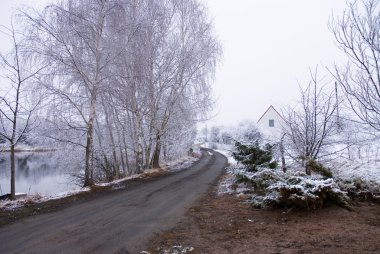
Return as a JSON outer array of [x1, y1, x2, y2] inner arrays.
[[0, 0, 349, 126], [203, 0, 348, 126], [0, 0, 50, 51]]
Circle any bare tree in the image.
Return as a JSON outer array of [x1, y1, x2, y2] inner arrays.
[[23, 0, 121, 186], [282, 68, 337, 175], [330, 0, 380, 132], [111, 0, 220, 170], [0, 23, 43, 199], [15, 0, 220, 185], [145, 0, 220, 168]]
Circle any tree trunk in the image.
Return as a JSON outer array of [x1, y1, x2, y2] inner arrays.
[[145, 142, 152, 169], [101, 97, 120, 179], [133, 115, 144, 174], [119, 147, 126, 176], [152, 135, 161, 168], [95, 117, 113, 180], [102, 154, 112, 180], [280, 137, 286, 173], [10, 143, 15, 200], [84, 94, 97, 187], [125, 148, 131, 175], [121, 131, 131, 175], [305, 157, 311, 175], [84, 128, 94, 186], [135, 147, 143, 174], [112, 149, 119, 179]]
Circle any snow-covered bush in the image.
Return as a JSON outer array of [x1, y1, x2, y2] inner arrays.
[[235, 168, 282, 193], [336, 177, 380, 202], [232, 168, 350, 210], [269, 177, 349, 209]]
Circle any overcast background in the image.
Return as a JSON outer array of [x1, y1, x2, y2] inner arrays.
[[0, 0, 349, 126]]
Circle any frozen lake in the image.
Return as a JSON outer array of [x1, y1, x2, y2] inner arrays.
[[0, 152, 80, 196]]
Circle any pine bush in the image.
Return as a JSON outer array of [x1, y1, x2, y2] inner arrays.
[[232, 141, 277, 171]]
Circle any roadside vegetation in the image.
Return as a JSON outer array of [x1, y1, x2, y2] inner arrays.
[[211, 108, 380, 211], [202, 0, 380, 213], [0, 0, 221, 199]]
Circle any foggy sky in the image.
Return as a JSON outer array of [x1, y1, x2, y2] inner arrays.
[[0, 0, 349, 126], [203, 0, 348, 126]]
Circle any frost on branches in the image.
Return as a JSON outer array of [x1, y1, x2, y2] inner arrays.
[[0, 0, 223, 188], [228, 167, 350, 210], [223, 139, 350, 210]]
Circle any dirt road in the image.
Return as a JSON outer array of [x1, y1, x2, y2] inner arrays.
[[0, 149, 227, 254]]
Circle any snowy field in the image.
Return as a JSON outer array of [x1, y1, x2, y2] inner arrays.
[[329, 159, 380, 185]]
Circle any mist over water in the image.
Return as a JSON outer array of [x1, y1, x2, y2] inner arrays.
[[0, 152, 81, 196]]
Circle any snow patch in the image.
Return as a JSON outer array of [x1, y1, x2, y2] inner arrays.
[[164, 154, 200, 171], [143, 245, 194, 254], [215, 149, 237, 165], [0, 188, 91, 211], [329, 159, 380, 185]]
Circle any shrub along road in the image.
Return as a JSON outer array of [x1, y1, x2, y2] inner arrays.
[[0, 149, 228, 254]]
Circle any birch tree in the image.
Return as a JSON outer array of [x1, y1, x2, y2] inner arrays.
[[148, 0, 220, 168], [0, 23, 43, 199], [111, 0, 220, 170], [17, 0, 221, 184], [23, 0, 121, 186]]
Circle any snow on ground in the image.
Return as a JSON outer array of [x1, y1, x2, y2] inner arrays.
[[164, 154, 201, 171], [0, 187, 91, 211], [96, 174, 144, 188], [215, 149, 236, 165], [0, 153, 201, 211], [200, 142, 237, 165], [329, 159, 380, 185], [141, 245, 194, 254]]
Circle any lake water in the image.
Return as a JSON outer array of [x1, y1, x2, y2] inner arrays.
[[0, 152, 81, 196]]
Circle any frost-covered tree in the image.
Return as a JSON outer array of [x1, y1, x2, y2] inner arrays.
[[282, 68, 337, 175], [117, 0, 219, 169], [221, 131, 232, 145], [210, 126, 220, 143], [231, 120, 262, 144], [330, 0, 380, 133], [18, 0, 221, 184], [23, 0, 127, 186], [0, 23, 44, 199]]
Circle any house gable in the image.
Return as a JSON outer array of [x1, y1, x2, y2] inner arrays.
[[257, 105, 284, 140]]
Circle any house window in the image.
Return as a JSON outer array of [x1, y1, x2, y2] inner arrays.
[[269, 119, 274, 127]]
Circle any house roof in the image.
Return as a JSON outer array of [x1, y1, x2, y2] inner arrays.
[[257, 105, 284, 123]]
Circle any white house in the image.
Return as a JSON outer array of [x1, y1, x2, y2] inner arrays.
[[257, 105, 285, 142]]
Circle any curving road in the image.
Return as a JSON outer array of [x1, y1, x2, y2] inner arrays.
[[0, 149, 227, 254]]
